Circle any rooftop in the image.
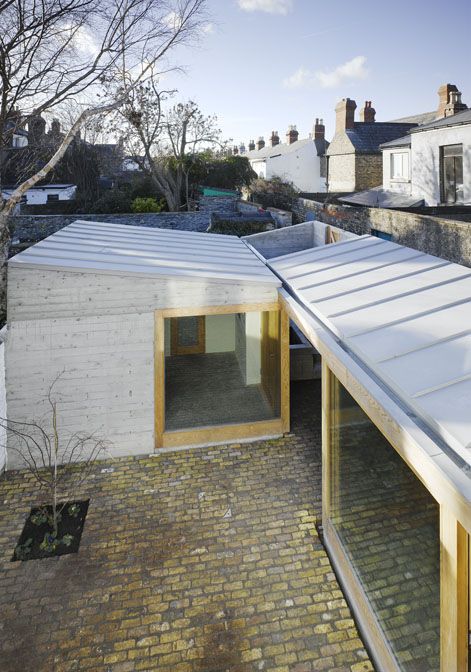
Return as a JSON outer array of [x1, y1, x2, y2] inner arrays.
[[266, 234, 471, 469], [339, 187, 423, 208], [410, 107, 471, 133], [246, 136, 328, 161], [338, 122, 418, 154], [8, 220, 280, 286]]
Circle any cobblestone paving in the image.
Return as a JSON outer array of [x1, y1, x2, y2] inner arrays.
[[0, 381, 374, 672]]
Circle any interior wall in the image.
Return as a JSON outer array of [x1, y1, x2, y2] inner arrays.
[[235, 312, 261, 385], [205, 314, 236, 353]]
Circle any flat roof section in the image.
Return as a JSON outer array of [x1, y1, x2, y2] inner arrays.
[[268, 236, 471, 467], [8, 220, 281, 286]]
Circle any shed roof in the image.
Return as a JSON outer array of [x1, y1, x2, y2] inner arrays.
[[339, 187, 423, 208], [9, 220, 281, 286], [268, 236, 471, 466]]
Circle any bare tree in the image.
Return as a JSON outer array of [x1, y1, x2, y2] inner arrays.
[[0, 373, 110, 543], [114, 76, 225, 211], [0, 0, 208, 318]]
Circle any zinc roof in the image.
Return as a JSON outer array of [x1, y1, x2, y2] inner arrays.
[[269, 236, 471, 465], [8, 220, 281, 286]]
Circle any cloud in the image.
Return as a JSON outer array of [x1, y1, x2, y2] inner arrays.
[[238, 0, 293, 15], [283, 56, 368, 89]]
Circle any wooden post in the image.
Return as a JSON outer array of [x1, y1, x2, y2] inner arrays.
[[280, 306, 290, 434], [440, 506, 468, 672], [154, 311, 165, 449]]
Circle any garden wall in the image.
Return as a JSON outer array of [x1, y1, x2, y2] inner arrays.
[[10, 196, 240, 249], [293, 198, 471, 267]]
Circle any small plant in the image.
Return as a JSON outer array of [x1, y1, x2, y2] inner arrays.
[[2, 372, 110, 560], [14, 537, 33, 560], [131, 196, 165, 213]]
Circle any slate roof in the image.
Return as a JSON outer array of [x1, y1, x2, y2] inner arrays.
[[389, 111, 438, 125], [410, 107, 471, 133], [380, 134, 412, 149], [343, 122, 418, 154]]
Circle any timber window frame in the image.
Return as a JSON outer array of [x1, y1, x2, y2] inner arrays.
[[154, 301, 290, 451], [322, 361, 469, 672]]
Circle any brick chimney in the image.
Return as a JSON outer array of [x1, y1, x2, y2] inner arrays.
[[359, 101, 376, 122], [438, 83, 459, 117], [256, 136, 265, 150], [270, 130, 280, 147], [286, 125, 299, 145], [313, 118, 325, 140], [248, 139, 255, 151], [232, 145, 239, 155], [444, 90, 467, 117], [335, 98, 356, 133], [239, 143, 246, 154]]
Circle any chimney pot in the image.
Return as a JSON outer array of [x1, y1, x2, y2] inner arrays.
[[360, 100, 376, 122], [286, 125, 299, 145], [438, 83, 459, 117], [335, 98, 356, 132], [270, 130, 280, 147], [443, 88, 468, 117], [248, 139, 255, 151], [313, 117, 325, 140], [256, 136, 265, 150]]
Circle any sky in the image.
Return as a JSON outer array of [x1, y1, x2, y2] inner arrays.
[[165, 0, 471, 146]]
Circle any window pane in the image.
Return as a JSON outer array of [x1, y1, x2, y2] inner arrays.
[[329, 380, 440, 671], [455, 156, 464, 202], [164, 312, 280, 431], [442, 143, 462, 157]]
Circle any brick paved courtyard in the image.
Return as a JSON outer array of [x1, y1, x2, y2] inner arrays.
[[0, 381, 374, 672]]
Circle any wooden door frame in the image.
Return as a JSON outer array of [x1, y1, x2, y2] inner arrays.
[[170, 315, 206, 355], [154, 301, 290, 450]]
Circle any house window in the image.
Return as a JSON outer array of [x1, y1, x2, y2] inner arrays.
[[440, 144, 463, 203], [390, 152, 410, 180], [47, 194, 59, 202]]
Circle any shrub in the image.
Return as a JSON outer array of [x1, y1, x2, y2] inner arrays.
[[249, 176, 299, 211], [92, 189, 132, 214], [131, 197, 165, 213]]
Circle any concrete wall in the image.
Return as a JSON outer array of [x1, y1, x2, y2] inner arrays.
[[0, 333, 5, 473], [235, 312, 261, 386], [6, 266, 277, 466], [327, 153, 357, 192], [6, 313, 155, 467], [245, 220, 356, 259], [293, 197, 471, 267]]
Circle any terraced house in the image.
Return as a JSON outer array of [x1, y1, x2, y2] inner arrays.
[[4, 218, 471, 671]]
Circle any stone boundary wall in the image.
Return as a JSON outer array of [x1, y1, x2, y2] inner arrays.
[[293, 198, 471, 267], [11, 212, 211, 245], [237, 200, 292, 228]]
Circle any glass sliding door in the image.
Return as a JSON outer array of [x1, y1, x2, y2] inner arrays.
[[325, 374, 440, 671]]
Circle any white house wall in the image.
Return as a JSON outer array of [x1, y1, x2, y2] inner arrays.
[[410, 125, 471, 205], [267, 143, 325, 192]]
